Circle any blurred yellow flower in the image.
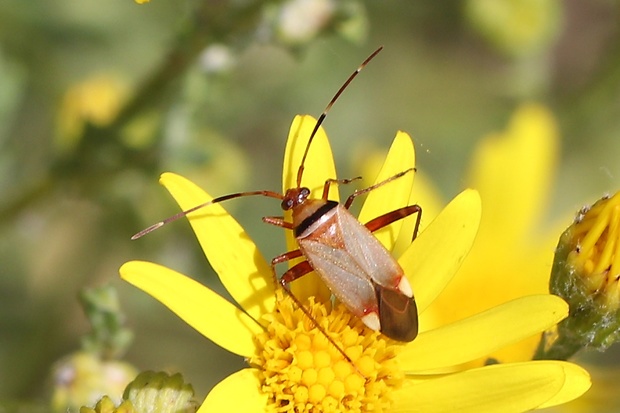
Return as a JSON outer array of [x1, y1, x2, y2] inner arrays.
[[56, 74, 127, 153], [51, 352, 137, 413], [422, 103, 562, 365], [134, 0, 150, 4], [465, 0, 563, 57], [121, 115, 589, 412]]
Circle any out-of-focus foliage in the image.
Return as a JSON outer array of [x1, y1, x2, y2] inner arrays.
[[1, 1, 620, 412]]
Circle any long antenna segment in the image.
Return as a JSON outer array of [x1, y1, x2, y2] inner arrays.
[[295, 46, 383, 188], [132, 46, 384, 240]]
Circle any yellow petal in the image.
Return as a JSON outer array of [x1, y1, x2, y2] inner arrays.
[[282, 115, 339, 201], [358, 131, 415, 250], [159, 172, 275, 320], [197, 369, 267, 413], [467, 103, 558, 243], [282, 115, 337, 302], [398, 295, 568, 371], [392, 361, 584, 413], [537, 362, 591, 408], [120, 261, 262, 357], [399, 189, 481, 313], [392, 170, 444, 258], [558, 364, 618, 411], [424, 105, 560, 364]]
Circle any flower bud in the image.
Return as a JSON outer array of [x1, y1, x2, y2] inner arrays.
[[79, 396, 136, 413], [124, 371, 198, 413], [545, 192, 620, 358]]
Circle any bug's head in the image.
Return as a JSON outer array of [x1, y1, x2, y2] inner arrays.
[[281, 187, 311, 211]]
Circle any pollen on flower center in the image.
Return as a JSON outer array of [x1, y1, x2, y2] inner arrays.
[[250, 292, 404, 413]]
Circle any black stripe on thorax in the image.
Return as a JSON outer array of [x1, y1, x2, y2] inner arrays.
[[294, 200, 339, 237]]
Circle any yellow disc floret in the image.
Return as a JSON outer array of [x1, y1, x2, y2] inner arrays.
[[251, 292, 404, 413]]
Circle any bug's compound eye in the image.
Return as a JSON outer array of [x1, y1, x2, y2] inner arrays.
[[281, 198, 294, 210], [292, 187, 311, 206]]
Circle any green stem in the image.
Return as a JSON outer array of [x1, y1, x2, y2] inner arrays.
[[533, 330, 583, 361]]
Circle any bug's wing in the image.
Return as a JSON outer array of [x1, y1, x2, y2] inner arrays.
[[377, 286, 418, 341], [298, 207, 404, 317], [337, 210, 418, 341], [298, 238, 378, 320], [336, 208, 405, 289]]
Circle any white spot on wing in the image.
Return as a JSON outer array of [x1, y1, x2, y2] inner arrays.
[[361, 312, 381, 331]]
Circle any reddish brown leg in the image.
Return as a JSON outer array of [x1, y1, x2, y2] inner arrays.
[[262, 216, 293, 229], [321, 176, 362, 200], [343, 168, 415, 209], [272, 257, 363, 375], [277, 260, 313, 285], [270, 249, 304, 283], [365, 204, 422, 242]]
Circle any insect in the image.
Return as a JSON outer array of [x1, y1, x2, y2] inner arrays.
[[132, 46, 422, 343]]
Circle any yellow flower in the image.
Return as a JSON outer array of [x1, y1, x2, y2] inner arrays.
[[51, 352, 137, 413], [465, 0, 562, 57], [422, 103, 562, 365], [134, 0, 150, 4], [55, 74, 127, 153], [121, 115, 589, 412]]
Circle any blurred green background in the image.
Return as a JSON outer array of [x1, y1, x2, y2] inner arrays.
[[2, 0, 620, 410]]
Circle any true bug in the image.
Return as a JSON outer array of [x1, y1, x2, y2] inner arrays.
[[133, 46, 422, 342]]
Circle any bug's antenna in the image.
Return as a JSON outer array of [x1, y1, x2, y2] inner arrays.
[[296, 46, 383, 188], [133, 48, 383, 240], [131, 189, 284, 240]]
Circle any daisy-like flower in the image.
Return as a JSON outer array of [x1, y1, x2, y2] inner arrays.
[[121, 115, 589, 412]]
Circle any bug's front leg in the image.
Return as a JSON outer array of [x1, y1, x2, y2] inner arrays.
[[343, 168, 415, 209], [262, 216, 294, 229], [321, 177, 362, 200], [270, 249, 307, 286]]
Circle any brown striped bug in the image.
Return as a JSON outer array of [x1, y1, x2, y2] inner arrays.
[[132, 46, 422, 343]]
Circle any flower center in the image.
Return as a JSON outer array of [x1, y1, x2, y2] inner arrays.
[[568, 192, 620, 308], [251, 292, 404, 412]]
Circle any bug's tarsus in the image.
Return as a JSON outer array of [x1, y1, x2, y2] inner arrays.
[[296, 46, 384, 188], [343, 168, 416, 209], [321, 176, 362, 199], [262, 216, 294, 230]]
